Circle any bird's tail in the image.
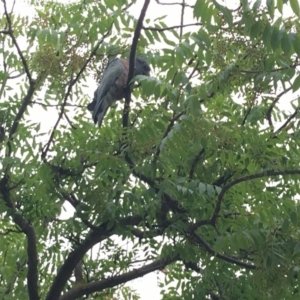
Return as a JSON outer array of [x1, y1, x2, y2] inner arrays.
[[95, 110, 106, 127], [92, 101, 110, 127], [92, 92, 116, 127]]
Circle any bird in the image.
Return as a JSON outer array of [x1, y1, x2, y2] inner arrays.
[[87, 57, 150, 126]]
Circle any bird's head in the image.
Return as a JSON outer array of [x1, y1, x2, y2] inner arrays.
[[134, 57, 151, 76]]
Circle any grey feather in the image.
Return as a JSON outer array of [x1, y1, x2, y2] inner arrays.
[[91, 58, 125, 126], [134, 57, 150, 76]]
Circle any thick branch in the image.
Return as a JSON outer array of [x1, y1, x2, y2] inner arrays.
[[46, 215, 143, 300], [74, 260, 84, 283], [8, 84, 35, 140], [123, 0, 150, 128], [126, 155, 256, 270], [58, 256, 178, 300], [0, 176, 39, 300]]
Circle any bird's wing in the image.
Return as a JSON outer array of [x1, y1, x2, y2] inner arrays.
[[92, 58, 125, 125]]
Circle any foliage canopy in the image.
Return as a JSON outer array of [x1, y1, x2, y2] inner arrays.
[[1, 0, 300, 299]]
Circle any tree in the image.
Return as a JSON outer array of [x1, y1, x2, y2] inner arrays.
[[1, 0, 300, 299]]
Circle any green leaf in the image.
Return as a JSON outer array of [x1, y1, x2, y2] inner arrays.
[[213, 0, 233, 27], [281, 32, 291, 55], [270, 27, 284, 50], [262, 23, 273, 46], [198, 182, 206, 195], [290, 0, 300, 17], [292, 75, 300, 92], [293, 36, 300, 56], [250, 20, 262, 39], [277, 0, 283, 13], [290, 211, 298, 225], [253, 0, 262, 12], [293, 243, 300, 256], [282, 217, 290, 232], [194, 0, 204, 19], [266, 0, 275, 18]]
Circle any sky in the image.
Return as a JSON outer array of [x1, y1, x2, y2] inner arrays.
[[1, 0, 298, 299]]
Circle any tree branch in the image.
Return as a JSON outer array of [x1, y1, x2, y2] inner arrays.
[[4, 259, 27, 295], [189, 148, 205, 179], [130, 227, 163, 239], [143, 22, 201, 32], [74, 260, 84, 284], [275, 106, 300, 134], [0, 176, 40, 300], [265, 86, 293, 127], [153, 111, 186, 164], [155, 0, 194, 7], [122, 0, 151, 128], [46, 215, 143, 300], [179, 0, 185, 38], [211, 169, 300, 224], [7, 84, 35, 157], [58, 256, 178, 300], [41, 23, 113, 159], [30, 101, 85, 108], [3, 0, 33, 83], [186, 231, 257, 269]]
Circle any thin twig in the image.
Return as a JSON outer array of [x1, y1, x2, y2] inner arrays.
[[186, 231, 257, 269], [41, 23, 113, 159], [155, 0, 194, 7], [46, 215, 143, 300], [152, 111, 186, 164], [189, 148, 205, 179], [8, 72, 25, 79], [143, 23, 201, 32], [3, 0, 33, 83], [0, 176, 40, 300], [275, 106, 300, 134], [7, 85, 35, 157], [63, 112, 77, 130], [265, 86, 293, 126], [179, 0, 185, 38], [211, 169, 300, 224], [31, 101, 85, 108]]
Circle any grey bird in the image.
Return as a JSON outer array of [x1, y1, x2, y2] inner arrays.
[[87, 57, 150, 126]]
